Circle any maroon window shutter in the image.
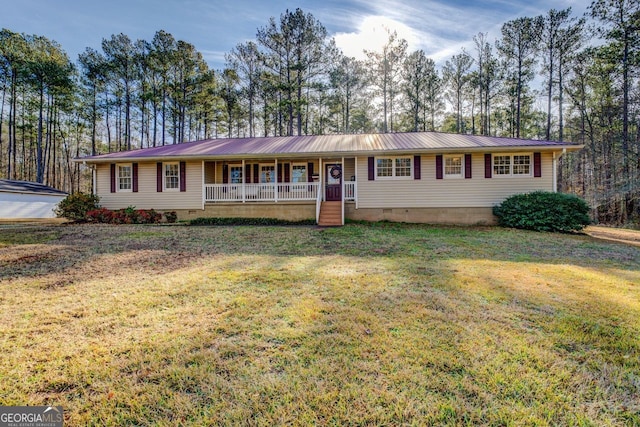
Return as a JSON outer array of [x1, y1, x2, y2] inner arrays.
[[533, 152, 542, 177], [435, 155, 443, 180], [307, 162, 314, 182], [245, 164, 251, 183], [368, 157, 374, 181], [179, 161, 186, 192], [132, 163, 139, 192], [414, 155, 421, 180], [465, 154, 472, 179], [253, 164, 259, 183], [222, 164, 229, 184], [284, 163, 290, 182], [110, 164, 116, 193], [277, 163, 283, 183], [157, 162, 163, 192], [484, 154, 492, 178]]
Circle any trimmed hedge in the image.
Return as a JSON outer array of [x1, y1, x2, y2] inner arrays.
[[55, 193, 101, 222], [493, 191, 591, 233], [189, 217, 316, 226]]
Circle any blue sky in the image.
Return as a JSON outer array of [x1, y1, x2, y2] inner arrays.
[[2, 0, 589, 69]]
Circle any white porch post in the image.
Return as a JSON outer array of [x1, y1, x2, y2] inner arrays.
[[319, 158, 323, 201], [201, 161, 205, 209], [242, 159, 246, 203], [341, 156, 345, 225], [355, 156, 358, 209], [274, 158, 278, 202]]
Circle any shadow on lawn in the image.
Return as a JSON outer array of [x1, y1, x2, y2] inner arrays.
[[1, 222, 639, 425]]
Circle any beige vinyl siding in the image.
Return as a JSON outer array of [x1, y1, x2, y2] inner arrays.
[[356, 153, 555, 209], [96, 161, 203, 210]]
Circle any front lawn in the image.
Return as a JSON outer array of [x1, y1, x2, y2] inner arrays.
[[0, 223, 638, 425]]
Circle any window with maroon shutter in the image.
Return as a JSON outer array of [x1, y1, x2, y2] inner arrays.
[[277, 163, 283, 183], [132, 163, 139, 192], [465, 154, 472, 179], [368, 157, 374, 180], [253, 164, 259, 183], [179, 161, 186, 192], [492, 153, 534, 176], [534, 152, 542, 177], [413, 155, 421, 180], [484, 154, 492, 178], [435, 155, 443, 180], [109, 164, 115, 193], [245, 164, 251, 183], [284, 163, 290, 182]]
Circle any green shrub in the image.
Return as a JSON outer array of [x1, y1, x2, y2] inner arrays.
[[493, 191, 591, 233], [189, 217, 315, 226], [55, 193, 101, 222]]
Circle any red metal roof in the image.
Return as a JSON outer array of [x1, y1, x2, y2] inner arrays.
[[79, 132, 582, 162]]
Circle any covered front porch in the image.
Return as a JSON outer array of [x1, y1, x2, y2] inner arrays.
[[202, 157, 357, 204], [201, 157, 356, 226]]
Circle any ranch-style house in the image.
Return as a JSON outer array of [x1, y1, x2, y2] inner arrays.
[[77, 132, 582, 226]]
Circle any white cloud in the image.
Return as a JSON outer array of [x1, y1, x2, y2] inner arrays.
[[334, 15, 421, 60]]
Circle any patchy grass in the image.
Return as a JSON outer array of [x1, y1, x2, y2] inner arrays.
[[0, 223, 639, 426]]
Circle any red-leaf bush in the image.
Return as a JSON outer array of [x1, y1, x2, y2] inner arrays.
[[86, 208, 114, 223], [86, 207, 162, 224]]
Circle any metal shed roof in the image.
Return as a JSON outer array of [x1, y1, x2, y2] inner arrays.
[[78, 132, 582, 163], [0, 179, 68, 196]]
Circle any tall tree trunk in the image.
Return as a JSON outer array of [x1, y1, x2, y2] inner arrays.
[[558, 60, 564, 142], [546, 51, 553, 140], [0, 81, 5, 175], [37, 83, 45, 183]]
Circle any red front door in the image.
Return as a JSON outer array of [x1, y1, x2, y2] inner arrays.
[[325, 164, 342, 201]]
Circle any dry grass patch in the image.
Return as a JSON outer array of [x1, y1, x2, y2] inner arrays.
[[0, 223, 638, 425]]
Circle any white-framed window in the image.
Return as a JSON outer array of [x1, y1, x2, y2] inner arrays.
[[260, 164, 275, 183], [164, 162, 180, 190], [493, 153, 532, 177], [230, 166, 243, 184], [291, 164, 307, 183], [117, 164, 132, 192], [376, 156, 412, 179], [395, 157, 412, 177], [444, 155, 463, 178], [513, 155, 531, 175]]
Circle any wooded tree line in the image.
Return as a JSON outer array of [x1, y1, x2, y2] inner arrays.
[[1, 0, 638, 223]]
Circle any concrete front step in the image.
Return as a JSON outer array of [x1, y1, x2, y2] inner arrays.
[[318, 201, 342, 226]]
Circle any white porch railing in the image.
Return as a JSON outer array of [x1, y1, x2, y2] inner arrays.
[[205, 183, 319, 203], [344, 182, 356, 201]]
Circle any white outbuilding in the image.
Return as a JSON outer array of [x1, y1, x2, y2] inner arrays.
[[0, 179, 67, 219]]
